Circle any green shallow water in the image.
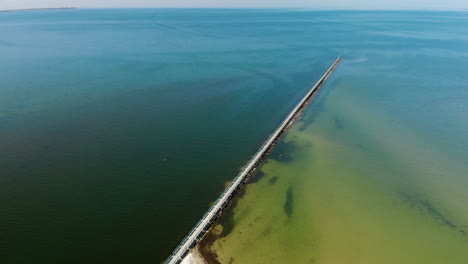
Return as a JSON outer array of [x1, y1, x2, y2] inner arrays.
[[206, 77, 468, 263]]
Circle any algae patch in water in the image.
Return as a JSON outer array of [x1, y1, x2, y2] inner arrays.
[[283, 186, 294, 217]]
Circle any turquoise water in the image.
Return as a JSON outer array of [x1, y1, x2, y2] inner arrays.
[[1, 9, 467, 263]]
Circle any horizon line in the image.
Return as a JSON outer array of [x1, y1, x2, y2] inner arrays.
[[1, 6, 468, 12]]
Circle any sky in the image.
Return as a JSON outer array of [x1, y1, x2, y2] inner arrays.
[[1, 0, 467, 10]]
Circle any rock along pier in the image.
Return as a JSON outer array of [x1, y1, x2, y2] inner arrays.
[[165, 56, 342, 264]]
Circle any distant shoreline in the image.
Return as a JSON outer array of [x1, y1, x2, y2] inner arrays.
[[0, 7, 76, 13], [0, 7, 466, 12]]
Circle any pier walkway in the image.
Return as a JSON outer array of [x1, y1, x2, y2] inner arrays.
[[165, 57, 342, 264]]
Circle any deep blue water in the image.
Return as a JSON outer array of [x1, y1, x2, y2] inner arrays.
[[0, 9, 467, 263]]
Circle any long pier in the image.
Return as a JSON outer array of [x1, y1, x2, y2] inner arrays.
[[164, 56, 342, 264]]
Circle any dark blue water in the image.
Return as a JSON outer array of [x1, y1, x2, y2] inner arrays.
[[0, 9, 467, 263]]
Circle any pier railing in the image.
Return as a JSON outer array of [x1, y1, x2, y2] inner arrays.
[[164, 56, 342, 264]]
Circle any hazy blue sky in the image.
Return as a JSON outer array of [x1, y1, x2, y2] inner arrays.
[[1, 0, 467, 10]]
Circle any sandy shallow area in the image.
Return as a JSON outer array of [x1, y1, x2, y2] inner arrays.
[[180, 248, 207, 264]]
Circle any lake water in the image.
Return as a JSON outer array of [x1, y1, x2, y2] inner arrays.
[[0, 9, 467, 263], [200, 10, 468, 264]]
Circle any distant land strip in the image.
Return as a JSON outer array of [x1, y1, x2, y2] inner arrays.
[[0, 7, 76, 13]]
